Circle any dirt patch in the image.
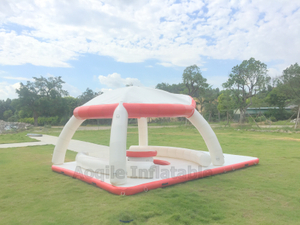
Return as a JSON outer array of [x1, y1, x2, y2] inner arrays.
[[271, 137, 300, 142]]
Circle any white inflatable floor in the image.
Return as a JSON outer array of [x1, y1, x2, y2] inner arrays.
[[52, 153, 259, 195]]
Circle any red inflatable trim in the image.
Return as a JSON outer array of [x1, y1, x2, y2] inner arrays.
[[52, 158, 259, 196], [153, 159, 171, 165], [126, 150, 157, 157], [73, 103, 118, 120], [73, 98, 196, 119]]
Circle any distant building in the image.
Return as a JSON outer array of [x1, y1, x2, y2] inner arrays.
[[234, 106, 296, 115]]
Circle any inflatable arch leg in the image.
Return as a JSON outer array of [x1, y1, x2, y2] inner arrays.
[[187, 110, 224, 166], [138, 117, 148, 146], [52, 116, 84, 165], [109, 103, 128, 186]]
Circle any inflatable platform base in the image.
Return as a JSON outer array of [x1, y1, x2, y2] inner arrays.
[[52, 153, 259, 196]]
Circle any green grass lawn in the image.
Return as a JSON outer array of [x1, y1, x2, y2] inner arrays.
[[0, 126, 300, 224], [0, 130, 38, 144]]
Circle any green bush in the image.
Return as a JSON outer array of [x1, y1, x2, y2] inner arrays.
[[246, 117, 255, 123], [19, 118, 34, 125], [18, 110, 31, 119], [255, 116, 266, 122], [59, 117, 69, 126], [3, 110, 13, 121], [8, 115, 18, 122], [38, 116, 59, 126], [19, 116, 60, 126], [264, 109, 293, 121]]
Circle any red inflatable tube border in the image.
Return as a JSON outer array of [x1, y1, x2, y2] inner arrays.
[[52, 158, 259, 196], [73, 98, 196, 120], [126, 150, 157, 157], [73, 103, 119, 120], [153, 159, 171, 165]]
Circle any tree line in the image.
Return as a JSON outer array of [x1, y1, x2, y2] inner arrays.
[[0, 77, 101, 126], [156, 58, 300, 126], [0, 57, 299, 127]]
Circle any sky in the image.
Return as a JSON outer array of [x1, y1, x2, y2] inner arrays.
[[0, 0, 300, 100]]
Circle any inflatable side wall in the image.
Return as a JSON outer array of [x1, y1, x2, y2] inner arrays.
[[188, 110, 224, 166], [52, 116, 84, 165]]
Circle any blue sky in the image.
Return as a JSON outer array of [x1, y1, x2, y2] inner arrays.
[[0, 0, 300, 100]]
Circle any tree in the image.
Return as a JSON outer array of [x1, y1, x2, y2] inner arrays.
[[250, 85, 273, 107], [3, 110, 13, 121], [16, 76, 68, 126], [77, 88, 102, 105], [155, 82, 186, 94], [63, 96, 80, 117], [266, 87, 289, 109], [278, 63, 300, 128], [34, 76, 68, 97], [217, 90, 235, 125], [0, 99, 14, 121], [203, 88, 220, 122], [182, 65, 209, 97], [280, 63, 300, 101], [222, 58, 270, 123]]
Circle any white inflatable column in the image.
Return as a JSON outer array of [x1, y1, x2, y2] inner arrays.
[[52, 116, 84, 165], [188, 110, 224, 166], [109, 103, 128, 186], [138, 117, 148, 146]]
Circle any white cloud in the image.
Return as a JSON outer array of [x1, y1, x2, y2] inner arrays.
[[62, 83, 82, 98], [0, 31, 76, 67], [267, 67, 282, 79], [157, 62, 174, 67], [12, 82, 20, 91], [207, 75, 228, 89], [98, 73, 142, 88], [2, 76, 32, 81], [0, 82, 20, 100], [0, 0, 299, 71], [100, 88, 113, 93]]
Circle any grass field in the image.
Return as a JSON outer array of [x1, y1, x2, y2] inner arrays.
[[0, 131, 38, 144], [0, 126, 300, 224]]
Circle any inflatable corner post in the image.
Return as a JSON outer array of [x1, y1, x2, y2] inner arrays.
[[109, 102, 128, 186], [51, 86, 259, 195]]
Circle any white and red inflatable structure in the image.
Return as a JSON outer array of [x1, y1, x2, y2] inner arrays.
[[52, 87, 259, 195]]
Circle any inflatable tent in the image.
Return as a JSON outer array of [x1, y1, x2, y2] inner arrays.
[[52, 87, 259, 195]]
